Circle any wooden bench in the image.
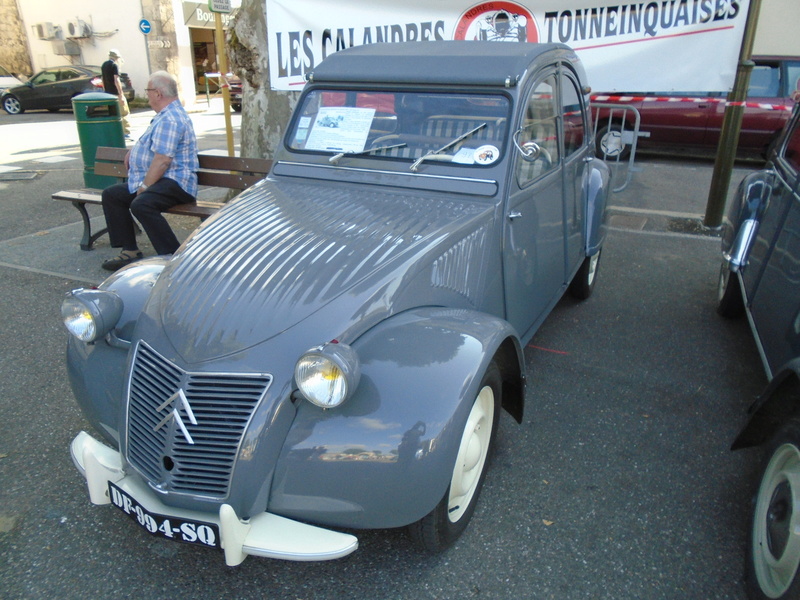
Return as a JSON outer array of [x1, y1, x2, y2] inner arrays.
[[53, 146, 272, 250]]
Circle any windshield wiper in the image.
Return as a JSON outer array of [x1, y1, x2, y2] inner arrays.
[[329, 143, 407, 164], [410, 123, 487, 172]]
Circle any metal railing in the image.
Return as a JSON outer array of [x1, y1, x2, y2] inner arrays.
[[590, 103, 643, 192]]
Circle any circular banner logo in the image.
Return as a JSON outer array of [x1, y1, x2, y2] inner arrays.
[[454, 2, 539, 43]]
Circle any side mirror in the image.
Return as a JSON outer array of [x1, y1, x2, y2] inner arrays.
[[520, 141, 543, 161], [513, 128, 544, 162]]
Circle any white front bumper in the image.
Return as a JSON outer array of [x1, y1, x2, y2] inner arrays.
[[70, 431, 359, 565]]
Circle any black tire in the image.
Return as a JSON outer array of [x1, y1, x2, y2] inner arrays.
[[568, 251, 601, 300], [717, 262, 744, 318], [232, 103, 242, 113], [2, 94, 23, 115], [408, 362, 501, 553], [596, 123, 630, 159], [745, 419, 800, 600]]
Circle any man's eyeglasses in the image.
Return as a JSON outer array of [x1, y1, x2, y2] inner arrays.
[[145, 88, 159, 93]]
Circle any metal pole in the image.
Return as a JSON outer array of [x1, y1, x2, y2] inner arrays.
[[704, 0, 762, 228], [214, 13, 235, 158]]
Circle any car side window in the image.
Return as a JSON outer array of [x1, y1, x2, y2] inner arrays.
[[32, 71, 56, 85], [749, 65, 780, 97], [58, 69, 79, 81], [786, 62, 800, 98], [516, 75, 559, 186], [560, 73, 586, 158]]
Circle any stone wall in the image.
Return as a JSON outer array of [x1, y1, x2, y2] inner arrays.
[[0, 0, 32, 76]]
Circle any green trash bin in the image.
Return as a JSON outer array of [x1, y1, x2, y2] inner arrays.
[[72, 92, 125, 189]]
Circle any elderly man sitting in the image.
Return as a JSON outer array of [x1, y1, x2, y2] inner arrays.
[[100, 70, 199, 271]]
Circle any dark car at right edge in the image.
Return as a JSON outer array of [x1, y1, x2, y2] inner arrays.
[[718, 99, 800, 600]]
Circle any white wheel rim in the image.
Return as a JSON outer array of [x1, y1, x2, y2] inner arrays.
[[753, 443, 800, 597], [448, 383, 494, 523]]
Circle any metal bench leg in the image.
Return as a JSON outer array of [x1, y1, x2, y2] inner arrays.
[[71, 201, 108, 251]]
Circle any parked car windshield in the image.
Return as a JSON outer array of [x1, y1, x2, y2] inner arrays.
[[288, 89, 511, 167]]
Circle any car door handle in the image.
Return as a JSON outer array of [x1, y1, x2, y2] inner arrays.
[[508, 211, 522, 220]]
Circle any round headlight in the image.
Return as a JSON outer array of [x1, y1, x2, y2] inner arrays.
[[61, 289, 123, 342], [295, 342, 361, 408]]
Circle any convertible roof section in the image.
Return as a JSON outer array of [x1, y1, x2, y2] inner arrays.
[[307, 41, 574, 88]]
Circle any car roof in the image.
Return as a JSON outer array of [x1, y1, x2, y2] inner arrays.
[[307, 41, 574, 87], [753, 55, 800, 62], [38, 65, 98, 72], [33, 65, 95, 77]]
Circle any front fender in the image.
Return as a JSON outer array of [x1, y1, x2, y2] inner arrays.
[[65, 259, 167, 447], [732, 358, 800, 450], [100, 258, 167, 339], [268, 307, 523, 530]]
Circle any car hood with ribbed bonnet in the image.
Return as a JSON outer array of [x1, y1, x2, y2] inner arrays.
[[137, 178, 494, 365]]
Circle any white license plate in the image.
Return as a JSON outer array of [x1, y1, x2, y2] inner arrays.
[[108, 482, 220, 549]]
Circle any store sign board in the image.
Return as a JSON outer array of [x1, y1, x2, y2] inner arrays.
[[209, 0, 232, 13], [184, 3, 235, 28]]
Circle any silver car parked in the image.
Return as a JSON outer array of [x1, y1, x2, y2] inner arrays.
[[62, 41, 610, 565]]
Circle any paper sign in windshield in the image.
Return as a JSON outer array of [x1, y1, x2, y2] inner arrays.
[[305, 107, 376, 152]]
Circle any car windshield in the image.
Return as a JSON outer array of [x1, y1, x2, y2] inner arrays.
[[288, 89, 510, 167]]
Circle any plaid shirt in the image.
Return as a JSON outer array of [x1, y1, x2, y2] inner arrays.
[[127, 99, 199, 196]]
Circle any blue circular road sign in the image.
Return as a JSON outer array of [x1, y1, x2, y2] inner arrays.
[[139, 19, 151, 35]]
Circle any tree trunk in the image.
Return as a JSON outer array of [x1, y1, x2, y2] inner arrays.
[[228, 0, 299, 159]]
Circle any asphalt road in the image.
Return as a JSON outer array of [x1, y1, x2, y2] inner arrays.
[[0, 104, 768, 599]]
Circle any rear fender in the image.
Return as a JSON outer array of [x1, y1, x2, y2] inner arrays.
[[268, 307, 524, 529], [732, 360, 800, 450], [584, 159, 610, 254]]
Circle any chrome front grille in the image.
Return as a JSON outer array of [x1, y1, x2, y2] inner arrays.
[[126, 342, 271, 497]]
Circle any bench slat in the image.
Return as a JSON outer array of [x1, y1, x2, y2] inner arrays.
[[95, 146, 128, 161], [197, 153, 272, 174], [52, 190, 221, 215], [169, 201, 223, 217], [198, 172, 264, 189], [52, 189, 102, 203], [94, 161, 128, 178]]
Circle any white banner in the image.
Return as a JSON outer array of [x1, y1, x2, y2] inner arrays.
[[265, 0, 749, 93]]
